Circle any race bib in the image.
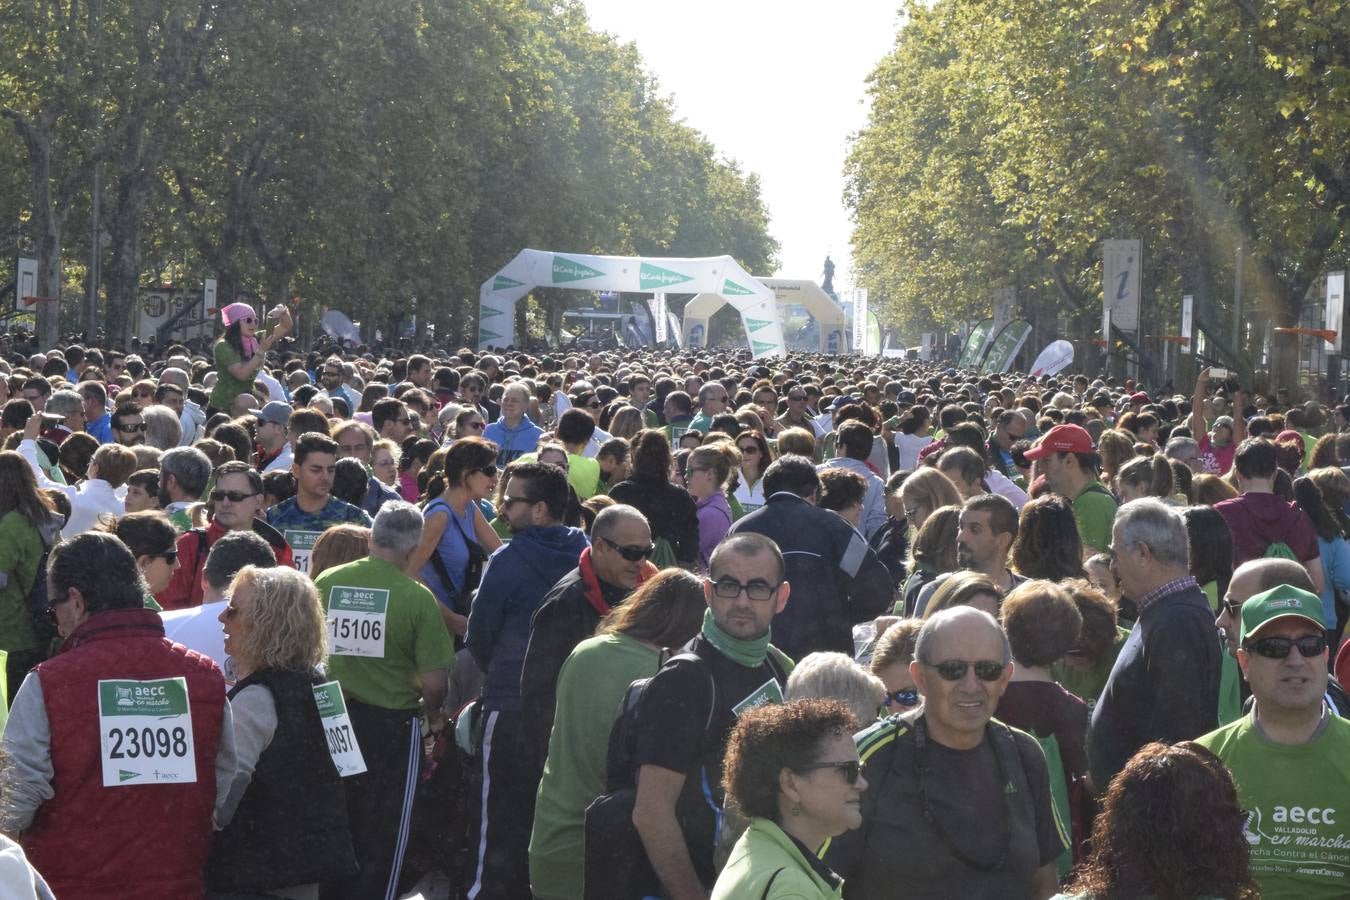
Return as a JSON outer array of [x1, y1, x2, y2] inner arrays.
[[327, 585, 389, 657], [97, 677, 197, 787], [732, 678, 784, 717], [312, 681, 367, 777], [285, 529, 323, 574]]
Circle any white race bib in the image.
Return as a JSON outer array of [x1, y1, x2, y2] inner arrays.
[[285, 529, 323, 575], [326, 585, 389, 657], [312, 681, 367, 777], [98, 677, 198, 787]]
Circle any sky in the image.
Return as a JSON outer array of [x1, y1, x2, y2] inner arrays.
[[580, 0, 903, 297]]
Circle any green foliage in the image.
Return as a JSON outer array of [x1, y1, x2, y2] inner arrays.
[[0, 0, 777, 347], [849, 0, 1350, 382]]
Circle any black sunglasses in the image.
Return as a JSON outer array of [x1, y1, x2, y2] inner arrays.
[[478, 465, 498, 478], [1243, 634, 1327, 660], [156, 549, 178, 564], [884, 688, 920, 709], [927, 659, 1006, 682], [794, 760, 862, 785], [465, 421, 485, 430], [211, 489, 260, 503], [601, 535, 655, 562], [117, 422, 147, 433]]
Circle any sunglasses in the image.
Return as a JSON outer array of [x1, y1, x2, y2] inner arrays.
[[156, 549, 178, 564], [601, 535, 655, 562], [117, 422, 147, 433], [478, 465, 498, 478], [465, 421, 485, 430], [737, 445, 760, 454], [884, 688, 920, 708], [242, 317, 255, 324], [1243, 634, 1327, 659], [502, 495, 538, 508], [927, 659, 1006, 682], [211, 489, 260, 503], [222, 599, 241, 619], [1221, 597, 1242, 620], [794, 760, 862, 785]]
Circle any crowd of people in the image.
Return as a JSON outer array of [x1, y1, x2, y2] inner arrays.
[[0, 299, 1348, 899]]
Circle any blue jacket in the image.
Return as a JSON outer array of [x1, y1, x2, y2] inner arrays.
[[483, 416, 544, 466], [466, 524, 589, 711]]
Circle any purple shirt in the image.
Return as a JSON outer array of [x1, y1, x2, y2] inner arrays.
[[696, 492, 733, 572]]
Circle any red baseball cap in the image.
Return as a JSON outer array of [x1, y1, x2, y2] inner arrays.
[[1129, 391, 1150, 405], [1024, 424, 1095, 461]]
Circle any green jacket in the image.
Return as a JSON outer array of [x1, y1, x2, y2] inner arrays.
[[712, 818, 844, 900]]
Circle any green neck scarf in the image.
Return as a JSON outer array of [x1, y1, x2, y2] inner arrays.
[[701, 608, 770, 668]]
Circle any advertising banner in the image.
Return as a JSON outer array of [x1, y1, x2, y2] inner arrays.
[[958, 319, 995, 368], [981, 320, 1033, 373], [1180, 293, 1193, 354], [1327, 271, 1345, 352], [1029, 340, 1075, 377]]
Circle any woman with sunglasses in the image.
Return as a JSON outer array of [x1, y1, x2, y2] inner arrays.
[[207, 301, 293, 416], [712, 699, 862, 900], [870, 618, 924, 715], [686, 443, 739, 572], [105, 511, 181, 611], [406, 437, 503, 640], [208, 564, 357, 897], [733, 429, 772, 515]]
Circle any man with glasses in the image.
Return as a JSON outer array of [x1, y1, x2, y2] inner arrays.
[[483, 382, 544, 466], [825, 606, 1065, 899], [521, 504, 656, 773], [464, 463, 589, 900], [1197, 584, 1350, 899], [318, 356, 358, 415], [687, 382, 729, 435], [372, 396, 414, 444], [632, 534, 793, 900], [332, 419, 401, 516], [20, 376, 50, 413], [156, 461, 295, 609], [252, 400, 293, 473], [775, 385, 819, 435], [1088, 498, 1222, 790], [110, 401, 147, 447]]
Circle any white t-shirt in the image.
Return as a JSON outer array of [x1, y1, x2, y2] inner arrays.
[[893, 432, 936, 471]]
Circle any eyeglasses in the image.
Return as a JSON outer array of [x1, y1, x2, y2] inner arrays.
[[242, 317, 255, 325], [117, 422, 147, 433], [709, 577, 782, 601], [501, 495, 537, 508], [222, 598, 241, 619], [793, 760, 862, 785], [211, 489, 260, 503], [600, 535, 655, 562], [926, 659, 1006, 682], [478, 465, 498, 478], [884, 688, 920, 709], [1220, 596, 1242, 620], [1243, 634, 1327, 659]]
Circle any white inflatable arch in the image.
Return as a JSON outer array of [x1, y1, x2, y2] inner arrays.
[[681, 278, 847, 353], [477, 249, 786, 357]]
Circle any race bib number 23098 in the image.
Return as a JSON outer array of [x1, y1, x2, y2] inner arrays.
[[97, 677, 197, 787]]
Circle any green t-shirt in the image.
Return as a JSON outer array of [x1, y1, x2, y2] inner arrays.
[[0, 511, 43, 653], [209, 338, 252, 410], [315, 556, 456, 711], [1196, 712, 1350, 899], [1071, 480, 1118, 554], [528, 633, 662, 900]]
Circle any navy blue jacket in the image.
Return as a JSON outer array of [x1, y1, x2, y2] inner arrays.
[[465, 524, 590, 711]]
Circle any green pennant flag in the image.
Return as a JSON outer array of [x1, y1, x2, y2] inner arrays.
[[639, 262, 693, 291], [479, 328, 503, 342], [722, 278, 754, 296], [745, 318, 773, 332], [492, 275, 525, 291], [479, 305, 503, 318], [752, 340, 778, 356], [552, 255, 605, 283]]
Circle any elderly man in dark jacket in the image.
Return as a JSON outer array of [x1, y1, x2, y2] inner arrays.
[[729, 454, 893, 661]]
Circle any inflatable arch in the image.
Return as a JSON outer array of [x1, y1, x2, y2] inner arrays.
[[681, 278, 847, 353], [477, 250, 786, 357]]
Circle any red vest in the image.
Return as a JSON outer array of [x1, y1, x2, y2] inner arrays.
[[24, 608, 226, 900]]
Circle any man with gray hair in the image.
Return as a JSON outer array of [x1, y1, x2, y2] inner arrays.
[[825, 606, 1065, 899], [1088, 498, 1222, 789], [315, 500, 456, 900], [483, 381, 544, 465], [159, 445, 213, 532], [45, 389, 85, 436], [1163, 435, 1202, 473]]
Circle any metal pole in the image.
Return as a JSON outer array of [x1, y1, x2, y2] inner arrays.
[[1233, 243, 1243, 358]]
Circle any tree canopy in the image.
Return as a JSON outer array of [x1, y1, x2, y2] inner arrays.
[[1, 0, 778, 348], [849, 0, 1350, 385]]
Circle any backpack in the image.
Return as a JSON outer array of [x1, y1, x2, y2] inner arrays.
[[1263, 541, 1297, 560], [582, 647, 787, 899], [25, 530, 57, 657]]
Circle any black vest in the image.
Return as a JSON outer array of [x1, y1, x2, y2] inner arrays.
[[205, 669, 358, 893]]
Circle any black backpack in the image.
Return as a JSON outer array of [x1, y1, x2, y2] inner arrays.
[[583, 648, 787, 899]]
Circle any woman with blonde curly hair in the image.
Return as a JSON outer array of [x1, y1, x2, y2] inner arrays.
[[208, 565, 356, 896]]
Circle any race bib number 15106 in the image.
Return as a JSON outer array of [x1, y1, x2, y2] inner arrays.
[[327, 585, 389, 657], [97, 677, 197, 787]]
